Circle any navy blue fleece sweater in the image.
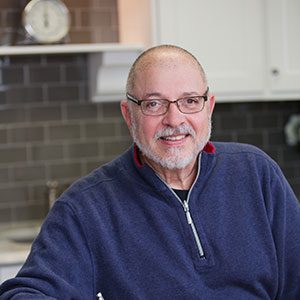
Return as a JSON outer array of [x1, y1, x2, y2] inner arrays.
[[1, 142, 300, 299]]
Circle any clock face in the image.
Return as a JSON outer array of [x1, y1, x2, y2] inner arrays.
[[23, 0, 71, 43]]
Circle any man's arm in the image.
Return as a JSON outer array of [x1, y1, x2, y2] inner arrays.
[[0, 200, 94, 299], [268, 166, 300, 299]]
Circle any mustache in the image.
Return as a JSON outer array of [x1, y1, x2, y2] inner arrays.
[[154, 124, 196, 140]]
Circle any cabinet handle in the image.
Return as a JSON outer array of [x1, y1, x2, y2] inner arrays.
[[271, 68, 280, 76]]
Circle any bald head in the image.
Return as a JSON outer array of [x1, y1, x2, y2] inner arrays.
[[126, 45, 207, 95]]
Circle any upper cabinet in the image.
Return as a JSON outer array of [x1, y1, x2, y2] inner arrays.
[[151, 0, 300, 101], [266, 0, 300, 95]]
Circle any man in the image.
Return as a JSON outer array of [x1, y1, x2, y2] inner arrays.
[[1, 45, 300, 299]]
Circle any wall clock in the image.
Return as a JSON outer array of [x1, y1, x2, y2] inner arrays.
[[22, 0, 71, 44]]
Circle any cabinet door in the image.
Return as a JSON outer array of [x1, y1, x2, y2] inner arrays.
[[267, 0, 300, 94], [152, 0, 265, 100]]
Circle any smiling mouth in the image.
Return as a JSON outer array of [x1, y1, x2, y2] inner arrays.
[[160, 134, 189, 141]]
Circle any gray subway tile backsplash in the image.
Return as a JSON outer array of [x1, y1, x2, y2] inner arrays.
[[30, 144, 65, 162], [219, 114, 249, 131], [1, 66, 24, 84], [100, 102, 124, 118], [47, 84, 81, 102], [0, 186, 29, 205], [8, 55, 43, 65], [0, 107, 27, 124], [28, 65, 61, 84], [0, 129, 7, 143], [9, 126, 44, 143], [0, 146, 27, 164], [84, 121, 117, 138], [48, 124, 81, 141], [48, 162, 82, 181], [65, 65, 88, 82], [66, 103, 98, 120], [67, 141, 99, 159], [236, 132, 264, 148], [251, 113, 281, 129], [102, 139, 132, 157], [0, 207, 13, 224], [28, 184, 53, 205], [12, 164, 46, 183], [268, 131, 285, 146], [5, 86, 44, 105], [29, 106, 62, 122], [0, 168, 9, 183]]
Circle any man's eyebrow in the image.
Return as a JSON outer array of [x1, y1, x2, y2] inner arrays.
[[143, 92, 163, 98]]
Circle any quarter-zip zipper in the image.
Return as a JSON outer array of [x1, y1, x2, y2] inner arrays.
[[182, 200, 205, 258]]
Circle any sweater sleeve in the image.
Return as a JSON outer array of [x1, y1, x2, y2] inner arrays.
[[0, 200, 94, 299], [267, 164, 300, 299]]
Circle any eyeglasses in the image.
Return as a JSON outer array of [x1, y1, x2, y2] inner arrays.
[[126, 87, 209, 116]]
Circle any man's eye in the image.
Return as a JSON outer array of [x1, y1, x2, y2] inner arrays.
[[186, 97, 200, 104], [145, 100, 162, 109], [185, 97, 200, 104]]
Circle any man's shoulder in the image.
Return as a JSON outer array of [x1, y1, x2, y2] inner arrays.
[[213, 141, 268, 157], [212, 141, 277, 168], [208, 141, 286, 185]]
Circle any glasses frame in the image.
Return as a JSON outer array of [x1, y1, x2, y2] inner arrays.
[[126, 87, 209, 116]]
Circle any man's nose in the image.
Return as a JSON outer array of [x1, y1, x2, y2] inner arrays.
[[161, 102, 185, 127]]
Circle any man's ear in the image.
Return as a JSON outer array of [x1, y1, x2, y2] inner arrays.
[[120, 100, 132, 129], [208, 94, 215, 117]]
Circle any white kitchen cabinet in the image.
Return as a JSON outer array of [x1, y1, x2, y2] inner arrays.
[[266, 0, 300, 95], [152, 0, 300, 101]]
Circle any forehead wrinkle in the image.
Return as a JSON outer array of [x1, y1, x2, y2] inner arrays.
[[143, 91, 202, 100], [143, 92, 164, 98]]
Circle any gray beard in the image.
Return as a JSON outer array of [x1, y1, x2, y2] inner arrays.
[[131, 118, 212, 170]]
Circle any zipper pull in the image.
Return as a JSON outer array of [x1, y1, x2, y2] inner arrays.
[[183, 200, 192, 224]]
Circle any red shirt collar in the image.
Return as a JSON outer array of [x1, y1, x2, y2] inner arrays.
[[202, 141, 216, 154]]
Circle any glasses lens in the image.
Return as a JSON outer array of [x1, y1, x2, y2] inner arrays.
[[178, 97, 204, 113], [141, 100, 168, 115]]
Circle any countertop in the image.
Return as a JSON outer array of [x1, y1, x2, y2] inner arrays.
[[0, 221, 41, 266]]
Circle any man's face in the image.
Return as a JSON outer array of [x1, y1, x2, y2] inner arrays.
[[122, 57, 215, 170]]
